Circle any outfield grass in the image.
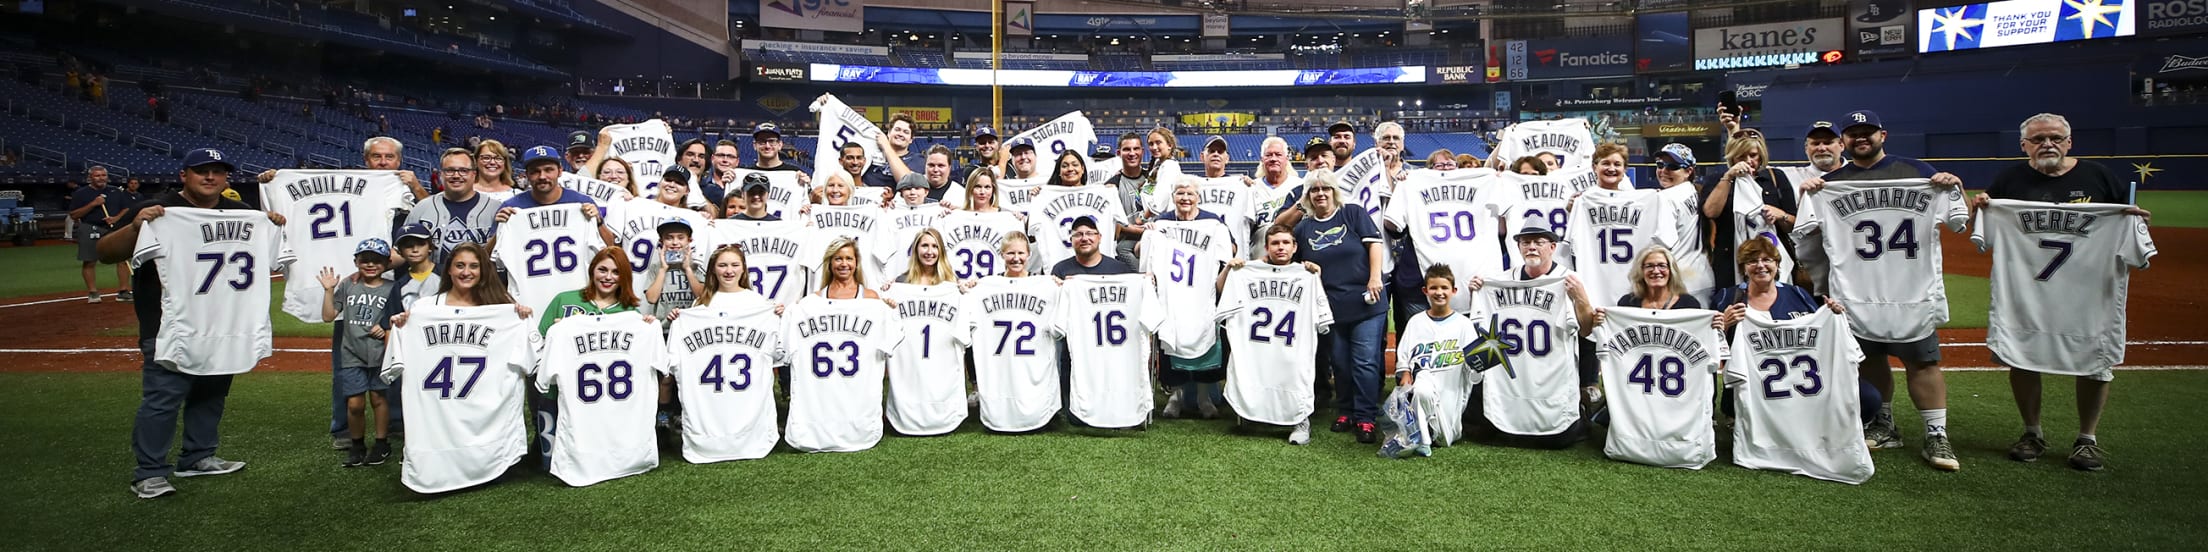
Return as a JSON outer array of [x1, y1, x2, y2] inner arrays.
[[2136, 191, 2208, 229], [5, 371, 2204, 550], [0, 244, 127, 298], [95, 280, 336, 338], [1942, 274, 1990, 329]]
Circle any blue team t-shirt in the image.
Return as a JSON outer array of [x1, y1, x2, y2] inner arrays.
[[1293, 206, 1387, 323], [493, 187, 599, 234], [1712, 282, 1820, 321], [1821, 155, 1938, 181]]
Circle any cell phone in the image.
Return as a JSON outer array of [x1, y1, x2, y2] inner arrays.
[[1716, 91, 1740, 117]]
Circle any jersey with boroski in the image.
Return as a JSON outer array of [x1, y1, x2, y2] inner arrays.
[[1055, 274, 1166, 429], [381, 302, 541, 494], [1217, 263, 1334, 426], [1139, 218, 1236, 359], [492, 205, 607, 326], [961, 275, 1063, 432], [1494, 169, 1599, 237], [699, 219, 818, 306], [1564, 186, 1673, 307], [664, 297, 784, 463], [1971, 200, 2154, 376], [1794, 178, 1966, 342], [260, 169, 411, 324], [132, 206, 292, 375], [1385, 168, 1509, 311], [537, 312, 667, 487], [781, 296, 903, 452], [884, 283, 969, 436], [933, 210, 1023, 280], [1591, 307, 1725, 469], [1726, 308, 1874, 485], [1470, 273, 1582, 437]]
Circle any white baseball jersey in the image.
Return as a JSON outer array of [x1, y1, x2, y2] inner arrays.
[[1493, 169, 1600, 239], [1187, 176, 1257, 255], [1469, 273, 1583, 436], [810, 95, 886, 181], [1727, 308, 1874, 484], [603, 119, 700, 207], [961, 275, 1063, 432], [1394, 312, 1488, 446], [997, 175, 1047, 212], [806, 203, 886, 284], [558, 173, 632, 206], [1493, 119, 1596, 171], [884, 283, 970, 436], [700, 219, 818, 306], [1217, 263, 1335, 426], [1385, 168, 1509, 312], [1026, 185, 1125, 274], [727, 168, 807, 220], [1139, 219, 1236, 358], [1003, 110, 1097, 166], [663, 299, 785, 463], [536, 312, 667, 486], [1591, 307, 1725, 469], [1794, 178, 1967, 342], [1244, 178, 1304, 258], [491, 205, 606, 325], [132, 208, 291, 374], [1726, 175, 1796, 285], [380, 302, 540, 493], [608, 197, 706, 286], [934, 210, 1024, 280], [1972, 200, 2155, 379], [781, 295, 903, 452], [1565, 187, 1673, 304], [1334, 147, 1393, 218], [874, 206, 947, 285], [1657, 184, 1716, 301], [1053, 274, 1166, 429], [260, 169, 409, 323]]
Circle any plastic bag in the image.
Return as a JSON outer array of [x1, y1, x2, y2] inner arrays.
[[1377, 384, 1433, 459]]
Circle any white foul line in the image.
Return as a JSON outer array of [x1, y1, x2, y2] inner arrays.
[[0, 293, 119, 309]]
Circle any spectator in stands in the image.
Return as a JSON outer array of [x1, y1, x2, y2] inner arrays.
[[1425, 149, 1457, 170], [967, 126, 1001, 178], [68, 166, 135, 304], [745, 123, 808, 185], [1511, 156, 1548, 176], [1328, 120, 1357, 167], [874, 113, 920, 183], [1005, 138, 1039, 180], [919, 145, 964, 207], [473, 139, 519, 201], [1105, 133, 1148, 266], [1303, 137, 1335, 173], [563, 131, 594, 172], [596, 158, 638, 198]]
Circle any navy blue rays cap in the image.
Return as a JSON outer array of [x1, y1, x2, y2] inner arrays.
[[520, 145, 563, 168], [972, 126, 998, 140], [752, 122, 782, 139], [1840, 110, 1884, 132], [183, 148, 235, 171]]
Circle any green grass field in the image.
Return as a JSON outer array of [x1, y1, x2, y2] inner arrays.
[[4, 371, 2205, 549], [2137, 191, 2208, 229]]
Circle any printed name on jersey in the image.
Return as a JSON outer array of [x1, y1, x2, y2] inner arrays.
[[1596, 323, 1717, 366]]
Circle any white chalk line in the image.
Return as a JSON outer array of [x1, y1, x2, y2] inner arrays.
[[0, 293, 119, 309]]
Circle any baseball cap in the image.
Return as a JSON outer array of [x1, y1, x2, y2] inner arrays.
[[972, 126, 998, 140], [1069, 215, 1100, 233], [1656, 143, 1696, 167], [396, 221, 433, 245], [1303, 136, 1332, 156], [520, 145, 562, 169], [183, 148, 235, 171], [752, 123, 781, 139], [895, 171, 929, 192], [741, 172, 772, 193], [1513, 224, 1560, 242], [565, 131, 592, 152], [1840, 110, 1884, 132], [662, 166, 691, 183], [1857, 0, 1903, 23], [1007, 137, 1036, 154], [1805, 120, 1838, 137], [355, 237, 392, 258], [1204, 135, 1228, 152], [656, 218, 692, 236], [1328, 121, 1355, 134]]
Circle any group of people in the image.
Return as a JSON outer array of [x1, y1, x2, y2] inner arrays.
[[113, 105, 2153, 498]]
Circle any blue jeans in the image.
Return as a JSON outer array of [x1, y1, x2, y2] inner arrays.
[[330, 327, 401, 438], [132, 338, 234, 481], [1329, 313, 1386, 423]]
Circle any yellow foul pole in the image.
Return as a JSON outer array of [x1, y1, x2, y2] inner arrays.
[[991, 0, 1002, 133]]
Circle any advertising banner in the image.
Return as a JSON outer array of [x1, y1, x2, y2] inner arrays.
[[1007, 1, 1034, 36], [1203, 13, 1230, 37], [1428, 65, 1482, 84], [1919, 0, 2135, 53], [1852, 0, 1916, 56], [1641, 122, 1723, 137], [1694, 18, 1848, 70], [751, 62, 808, 82], [2139, 0, 2208, 36], [1505, 37, 1637, 80], [760, 0, 863, 34], [888, 106, 954, 127], [1636, 12, 1693, 73], [809, 65, 1428, 87]]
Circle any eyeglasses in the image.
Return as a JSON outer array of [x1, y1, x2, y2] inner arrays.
[[2025, 135, 2069, 145], [712, 153, 740, 158], [1071, 230, 1101, 238], [440, 167, 475, 174], [1641, 263, 1670, 270], [1657, 162, 1689, 171], [1731, 130, 1764, 140]]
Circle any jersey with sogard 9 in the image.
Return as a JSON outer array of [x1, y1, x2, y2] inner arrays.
[[1971, 200, 2155, 378], [884, 283, 970, 436], [1591, 307, 1726, 469], [1565, 187, 1674, 305], [1054, 274, 1167, 429], [1470, 273, 1582, 437], [536, 312, 667, 487], [781, 295, 904, 452], [1217, 262, 1335, 426], [1727, 308, 1873, 484], [1385, 168, 1509, 312], [1793, 178, 1967, 342], [381, 303, 540, 494], [260, 169, 410, 324], [962, 275, 1063, 432], [664, 299, 785, 463], [492, 205, 606, 328], [133, 207, 292, 374]]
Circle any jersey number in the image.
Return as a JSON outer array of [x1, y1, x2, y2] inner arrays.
[[577, 361, 635, 402], [993, 320, 1037, 355], [954, 249, 996, 279], [700, 353, 754, 392], [628, 239, 654, 274], [1093, 310, 1127, 345], [308, 202, 354, 240], [1852, 219, 1920, 261], [423, 356, 487, 399], [748, 266, 788, 297], [192, 252, 256, 294], [1248, 307, 1299, 346], [2035, 239, 2073, 281], [524, 236, 580, 277], [1167, 249, 1197, 286], [810, 341, 860, 377], [1596, 228, 1634, 264], [1757, 355, 1824, 400], [1626, 354, 1687, 397], [1524, 208, 1568, 234], [1427, 211, 1479, 242]]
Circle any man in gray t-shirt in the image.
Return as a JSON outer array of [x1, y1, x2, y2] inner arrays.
[[406, 149, 503, 263]]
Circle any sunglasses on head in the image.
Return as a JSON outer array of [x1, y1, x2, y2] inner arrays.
[[1657, 162, 1690, 171]]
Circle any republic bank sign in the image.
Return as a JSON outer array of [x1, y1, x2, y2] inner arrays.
[[1695, 18, 1848, 70]]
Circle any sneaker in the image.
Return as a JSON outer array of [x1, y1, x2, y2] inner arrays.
[[967, 391, 980, 409], [366, 441, 392, 466], [2008, 433, 2049, 462], [331, 437, 349, 450], [131, 477, 175, 499], [1330, 415, 1351, 433], [1288, 420, 1312, 445], [86, 291, 100, 304], [2069, 440, 2107, 471], [173, 456, 246, 478], [1194, 392, 1219, 419], [1357, 422, 1378, 444], [1865, 420, 1904, 450], [1921, 434, 1961, 471], [116, 290, 134, 303], [343, 444, 366, 468], [1161, 388, 1185, 419]]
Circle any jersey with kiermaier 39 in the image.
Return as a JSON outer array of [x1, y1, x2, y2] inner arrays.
[[663, 298, 786, 463], [260, 169, 410, 324], [781, 295, 903, 452], [1469, 273, 1582, 437], [1971, 200, 2155, 377], [133, 207, 292, 375], [381, 302, 540, 494], [933, 210, 1024, 280], [1217, 262, 1334, 426], [1591, 307, 1726, 469], [537, 312, 667, 487], [1792, 178, 1966, 342]]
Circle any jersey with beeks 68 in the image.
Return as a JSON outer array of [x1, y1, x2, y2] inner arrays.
[[1385, 167, 1510, 312], [782, 295, 903, 452], [664, 297, 785, 463], [1972, 200, 2154, 378], [260, 169, 411, 323], [1726, 308, 1874, 484], [536, 312, 667, 487], [381, 303, 541, 494], [492, 205, 607, 329], [1217, 262, 1335, 426], [1469, 273, 1583, 437], [1054, 274, 1167, 429], [884, 283, 970, 436], [132, 207, 292, 375], [962, 275, 1064, 432], [1792, 178, 1967, 342], [1592, 307, 1726, 469]]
